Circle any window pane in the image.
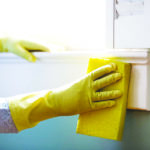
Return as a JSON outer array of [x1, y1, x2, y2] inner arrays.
[[0, 0, 106, 50]]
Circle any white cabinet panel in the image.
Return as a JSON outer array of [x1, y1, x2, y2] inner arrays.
[[114, 0, 150, 48], [0, 51, 150, 110]]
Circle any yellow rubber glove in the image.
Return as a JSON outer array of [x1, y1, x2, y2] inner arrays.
[[9, 63, 122, 131], [0, 38, 49, 62]]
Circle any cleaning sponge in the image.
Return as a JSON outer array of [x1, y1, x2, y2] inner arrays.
[[76, 58, 131, 140]]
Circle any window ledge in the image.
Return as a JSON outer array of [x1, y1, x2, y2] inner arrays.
[[0, 49, 149, 64]]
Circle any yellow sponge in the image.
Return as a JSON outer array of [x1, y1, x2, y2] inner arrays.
[[76, 58, 131, 141]]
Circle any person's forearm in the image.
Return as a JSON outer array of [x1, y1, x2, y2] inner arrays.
[[0, 99, 18, 133]]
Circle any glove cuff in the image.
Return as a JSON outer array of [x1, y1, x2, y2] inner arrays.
[[0, 39, 3, 52], [0, 38, 9, 52], [9, 90, 59, 132]]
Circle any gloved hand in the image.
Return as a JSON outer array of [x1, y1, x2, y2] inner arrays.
[[0, 38, 49, 62], [9, 63, 122, 131]]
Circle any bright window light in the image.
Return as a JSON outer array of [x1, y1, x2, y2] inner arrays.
[[0, 0, 106, 50]]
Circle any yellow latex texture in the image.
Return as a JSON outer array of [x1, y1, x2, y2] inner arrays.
[[9, 63, 122, 132], [0, 38, 49, 62], [76, 58, 131, 141]]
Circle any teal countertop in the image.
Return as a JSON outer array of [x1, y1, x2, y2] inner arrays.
[[0, 110, 150, 150]]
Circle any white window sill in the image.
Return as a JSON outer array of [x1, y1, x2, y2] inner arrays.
[[0, 49, 149, 64]]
